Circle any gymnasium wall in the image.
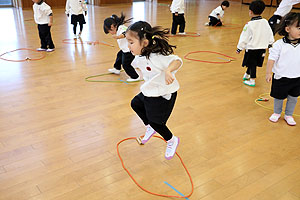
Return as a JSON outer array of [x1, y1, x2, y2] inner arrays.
[[15, 0, 132, 9]]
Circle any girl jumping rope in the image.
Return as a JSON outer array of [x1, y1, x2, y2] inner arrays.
[[126, 21, 182, 160], [266, 12, 300, 126], [103, 13, 140, 82]]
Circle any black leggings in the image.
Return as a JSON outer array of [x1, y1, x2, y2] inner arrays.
[[73, 23, 83, 34], [114, 50, 139, 79], [246, 65, 257, 79], [209, 16, 222, 26], [131, 92, 177, 141]]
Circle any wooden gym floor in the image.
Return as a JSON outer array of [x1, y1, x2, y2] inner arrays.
[[0, 0, 299, 199]]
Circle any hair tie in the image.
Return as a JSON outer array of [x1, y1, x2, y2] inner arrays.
[[152, 35, 155, 39]]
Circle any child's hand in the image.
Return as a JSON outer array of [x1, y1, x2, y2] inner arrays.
[[112, 35, 118, 39], [236, 49, 241, 54], [165, 70, 175, 85], [175, 12, 179, 16], [48, 22, 52, 26], [266, 74, 272, 83]]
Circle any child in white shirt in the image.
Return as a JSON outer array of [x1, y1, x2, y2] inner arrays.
[[266, 12, 300, 126], [126, 21, 182, 160], [103, 13, 139, 82], [32, 0, 55, 52], [236, 0, 274, 87], [65, 0, 87, 39], [205, 1, 230, 26], [268, 0, 300, 34], [170, 0, 186, 35]]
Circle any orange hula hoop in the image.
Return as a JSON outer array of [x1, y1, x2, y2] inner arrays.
[[184, 50, 236, 64], [117, 135, 194, 198], [0, 48, 46, 62]]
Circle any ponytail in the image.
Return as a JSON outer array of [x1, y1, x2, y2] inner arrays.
[[127, 21, 176, 58], [103, 12, 132, 34]]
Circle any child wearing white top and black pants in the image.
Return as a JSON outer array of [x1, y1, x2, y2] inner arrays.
[[266, 12, 300, 126], [65, 0, 87, 39], [236, 0, 274, 87], [205, 1, 230, 26], [268, 0, 300, 34], [170, 0, 186, 35], [103, 13, 139, 82], [126, 21, 182, 160], [32, 0, 55, 52]]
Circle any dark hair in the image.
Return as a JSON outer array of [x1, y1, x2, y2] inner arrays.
[[275, 12, 300, 36], [126, 21, 176, 58], [249, 0, 265, 15], [221, 1, 230, 7], [103, 13, 132, 34]]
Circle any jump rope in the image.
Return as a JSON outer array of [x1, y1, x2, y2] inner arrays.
[[117, 135, 194, 199]]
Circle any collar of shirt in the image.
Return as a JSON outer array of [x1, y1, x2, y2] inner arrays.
[[251, 16, 262, 21], [283, 36, 300, 46]]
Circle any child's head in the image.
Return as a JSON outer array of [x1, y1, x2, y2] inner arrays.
[[249, 0, 265, 16], [125, 21, 176, 58], [221, 1, 230, 10], [103, 13, 131, 35], [276, 12, 300, 39]]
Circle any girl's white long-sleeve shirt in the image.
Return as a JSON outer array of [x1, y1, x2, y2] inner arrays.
[[269, 37, 300, 79], [116, 25, 130, 53], [209, 6, 224, 18], [131, 53, 183, 97], [33, 1, 52, 24], [274, 0, 300, 17], [170, 0, 185, 14], [237, 17, 274, 51], [65, 0, 87, 15]]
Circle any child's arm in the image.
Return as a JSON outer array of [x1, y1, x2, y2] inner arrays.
[[266, 60, 275, 82], [82, 1, 87, 16], [236, 24, 250, 54], [165, 59, 182, 85], [48, 14, 53, 26], [112, 33, 125, 39], [65, 0, 70, 16]]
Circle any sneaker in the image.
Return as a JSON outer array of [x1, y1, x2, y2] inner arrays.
[[126, 77, 140, 82], [78, 32, 82, 38], [73, 34, 77, 39], [269, 113, 281, 123], [165, 136, 179, 160], [243, 73, 250, 80], [243, 80, 255, 87], [46, 48, 55, 52], [178, 32, 186, 35], [284, 115, 296, 126], [141, 125, 156, 144], [108, 68, 120, 75], [204, 22, 210, 26], [36, 48, 47, 51]]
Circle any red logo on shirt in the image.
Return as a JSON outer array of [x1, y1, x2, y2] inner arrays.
[[146, 66, 151, 71]]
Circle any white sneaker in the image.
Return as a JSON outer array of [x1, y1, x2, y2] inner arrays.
[[73, 34, 77, 39], [36, 48, 47, 51], [284, 115, 296, 126], [269, 113, 281, 123], [178, 32, 186, 35], [204, 22, 209, 26], [108, 68, 120, 75], [141, 125, 156, 144], [126, 77, 140, 82], [243, 73, 250, 80], [165, 136, 179, 160], [243, 80, 255, 87], [78, 32, 82, 38], [46, 48, 55, 52]]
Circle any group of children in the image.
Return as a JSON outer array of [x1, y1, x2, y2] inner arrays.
[[32, 0, 87, 52], [31, 0, 300, 160]]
